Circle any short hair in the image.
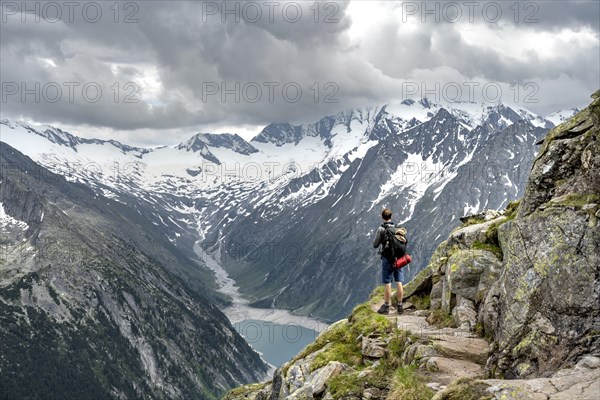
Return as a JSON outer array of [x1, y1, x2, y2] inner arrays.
[[382, 209, 392, 220]]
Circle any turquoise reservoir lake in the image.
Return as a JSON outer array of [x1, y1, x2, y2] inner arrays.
[[194, 242, 327, 368], [234, 319, 321, 367]]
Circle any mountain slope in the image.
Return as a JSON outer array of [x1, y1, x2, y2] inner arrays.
[[0, 142, 268, 399]]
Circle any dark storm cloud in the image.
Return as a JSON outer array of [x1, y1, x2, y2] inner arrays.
[[0, 1, 358, 131], [0, 0, 598, 144]]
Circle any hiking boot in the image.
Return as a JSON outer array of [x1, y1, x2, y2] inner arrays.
[[377, 303, 390, 314], [396, 302, 404, 314]]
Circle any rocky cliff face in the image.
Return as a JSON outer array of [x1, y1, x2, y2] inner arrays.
[[406, 90, 600, 380], [224, 91, 600, 399], [482, 90, 600, 379]]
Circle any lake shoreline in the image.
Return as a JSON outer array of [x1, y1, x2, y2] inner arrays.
[[193, 240, 329, 331], [193, 240, 329, 378]]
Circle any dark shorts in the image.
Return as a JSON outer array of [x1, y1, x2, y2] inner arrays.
[[381, 257, 404, 284]]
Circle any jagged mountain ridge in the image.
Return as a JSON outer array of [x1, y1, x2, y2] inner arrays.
[[0, 142, 268, 399], [0, 99, 559, 321]]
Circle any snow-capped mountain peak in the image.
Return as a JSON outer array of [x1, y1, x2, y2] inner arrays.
[[545, 108, 581, 126], [251, 106, 383, 148], [251, 123, 304, 146], [0, 119, 150, 157], [178, 132, 258, 154]]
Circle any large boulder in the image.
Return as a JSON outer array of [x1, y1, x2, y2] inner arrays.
[[405, 212, 505, 305], [483, 91, 600, 378], [306, 361, 348, 395], [446, 215, 507, 250], [412, 234, 502, 330], [446, 249, 500, 304]]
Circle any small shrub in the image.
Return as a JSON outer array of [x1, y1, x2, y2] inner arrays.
[[410, 294, 431, 310], [349, 303, 394, 336], [553, 193, 600, 208], [472, 241, 503, 260], [386, 329, 420, 368], [283, 322, 349, 375], [474, 322, 485, 338], [327, 372, 362, 398], [434, 377, 493, 400], [224, 383, 267, 400], [427, 309, 455, 328], [504, 199, 521, 220], [362, 361, 392, 389], [387, 366, 434, 400], [311, 341, 362, 372]]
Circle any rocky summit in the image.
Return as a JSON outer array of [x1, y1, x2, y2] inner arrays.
[[224, 91, 600, 399]]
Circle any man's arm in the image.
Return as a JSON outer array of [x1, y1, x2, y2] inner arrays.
[[373, 227, 383, 248]]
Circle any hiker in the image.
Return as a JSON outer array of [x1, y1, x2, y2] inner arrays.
[[372, 208, 404, 314]]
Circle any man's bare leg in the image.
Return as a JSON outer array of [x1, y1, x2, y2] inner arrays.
[[384, 283, 392, 304], [396, 282, 404, 303]]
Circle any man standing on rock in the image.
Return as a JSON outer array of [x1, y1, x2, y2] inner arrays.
[[372, 208, 404, 314]]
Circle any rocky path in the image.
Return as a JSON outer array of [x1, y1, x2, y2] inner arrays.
[[371, 302, 490, 391], [373, 303, 600, 400], [371, 302, 600, 399]]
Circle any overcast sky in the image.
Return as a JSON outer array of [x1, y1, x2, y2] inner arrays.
[[1, 0, 598, 146]]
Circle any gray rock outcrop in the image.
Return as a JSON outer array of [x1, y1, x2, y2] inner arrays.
[[483, 90, 600, 378]]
